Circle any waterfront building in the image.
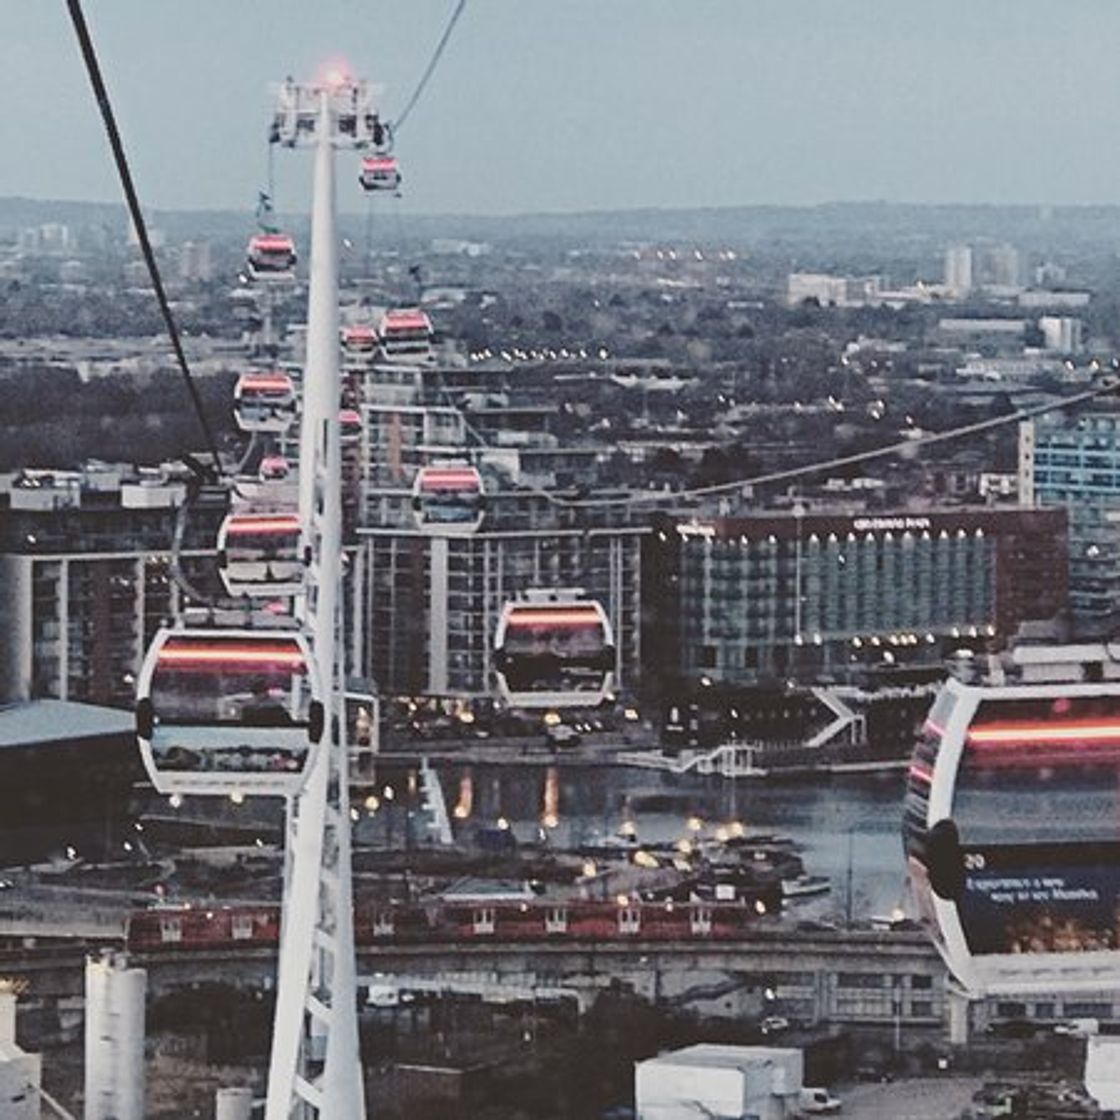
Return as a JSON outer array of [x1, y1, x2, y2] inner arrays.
[[644, 506, 1067, 687]]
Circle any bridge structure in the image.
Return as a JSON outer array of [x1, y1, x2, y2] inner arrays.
[[0, 927, 954, 1036]]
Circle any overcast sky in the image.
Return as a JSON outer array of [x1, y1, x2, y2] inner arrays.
[[4, 2, 1120, 217]]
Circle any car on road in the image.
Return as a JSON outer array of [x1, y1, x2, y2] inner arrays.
[[545, 724, 581, 748], [799, 1086, 843, 1114], [985, 1018, 1036, 1039], [761, 1015, 790, 1035], [366, 982, 415, 1009], [853, 1065, 894, 1083]]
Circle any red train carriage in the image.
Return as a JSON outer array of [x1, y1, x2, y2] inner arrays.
[[128, 905, 281, 950], [128, 897, 764, 953]]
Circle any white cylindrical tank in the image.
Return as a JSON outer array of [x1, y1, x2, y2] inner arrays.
[[216, 1086, 254, 1120], [84, 951, 146, 1120], [0, 985, 41, 1120], [0, 986, 15, 1044]]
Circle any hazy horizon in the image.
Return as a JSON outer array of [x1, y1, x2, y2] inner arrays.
[[5, 2, 1120, 218]]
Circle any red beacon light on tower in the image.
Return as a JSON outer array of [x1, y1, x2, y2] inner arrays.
[[359, 154, 401, 194], [135, 628, 324, 797], [246, 232, 297, 281], [493, 590, 615, 709]]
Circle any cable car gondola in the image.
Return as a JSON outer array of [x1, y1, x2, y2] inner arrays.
[[216, 511, 305, 598], [904, 643, 1120, 994], [136, 628, 324, 797], [339, 408, 362, 444], [230, 288, 261, 326], [342, 324, 377, 354], [259, 455, 290, 482], [411, 463, 485, 535], [493, 591, 615, 709], [246, 233, 297, 281], [377, 308, 433, 362], [233, 372, 297, 433], [359, 154, 402, 194]]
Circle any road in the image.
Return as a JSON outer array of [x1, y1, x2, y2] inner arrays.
[[834, 1076, 983, 1120]]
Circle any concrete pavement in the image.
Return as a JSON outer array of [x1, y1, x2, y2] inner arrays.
[[832, 1076, 983, 1120]]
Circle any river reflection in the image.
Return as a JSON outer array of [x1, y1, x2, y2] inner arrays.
[[103, 760, 910, 924], [407, 762, 911, 921]]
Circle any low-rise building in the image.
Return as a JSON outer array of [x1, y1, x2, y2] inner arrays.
[[636, 1043, 804, 1120]]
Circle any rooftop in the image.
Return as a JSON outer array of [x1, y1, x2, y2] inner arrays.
[[0, 699, 134, 749], [643, 1043, 801, 1071]]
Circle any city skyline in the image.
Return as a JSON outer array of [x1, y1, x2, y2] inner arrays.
[[4, 1, 1120, 217]]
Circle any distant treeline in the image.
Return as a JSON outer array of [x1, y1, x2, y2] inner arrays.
[[0, 363, 238, 470], [13, 194, 1120, 251]]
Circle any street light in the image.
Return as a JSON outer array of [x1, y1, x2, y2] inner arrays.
[[845, 826, 856, 928], [793, 501, 805, 643], [892, 978, 903, 1055]]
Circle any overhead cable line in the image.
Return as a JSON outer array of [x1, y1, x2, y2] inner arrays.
[[546, 375, 1120, 510], [393, 0, 467, 132], [66, 0, 223, 480]]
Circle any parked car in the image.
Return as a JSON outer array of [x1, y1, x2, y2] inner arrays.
[[799, 1086, 842, 1114], [985, 1018, 1037, 1039], [545, 724, 581, 748], [760, 1015, 790, 1035], [853, 1065, 893, 1083], [365, 982, 414, 1009]]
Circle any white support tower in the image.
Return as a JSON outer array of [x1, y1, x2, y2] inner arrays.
[[264, 71, 384, 1119]]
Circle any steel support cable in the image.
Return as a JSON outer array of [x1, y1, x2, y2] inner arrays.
[[393, 0, 467, 132], [170, 489, 228, 611], [544, 375, 1120, 510], [425, 364, 1117, 516], [66, 0, 223, 479]]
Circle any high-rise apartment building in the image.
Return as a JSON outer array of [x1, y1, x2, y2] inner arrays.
[[945, 242, 1023, 294], [982, 242, 1022, 289], [0, 466, 223, 706], [1, 307, 646, 714], [1021, 412, 1120, 635], [178, 240, 214, 283], [944, 245, 973, 297], [344, 342, 644, 700]]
